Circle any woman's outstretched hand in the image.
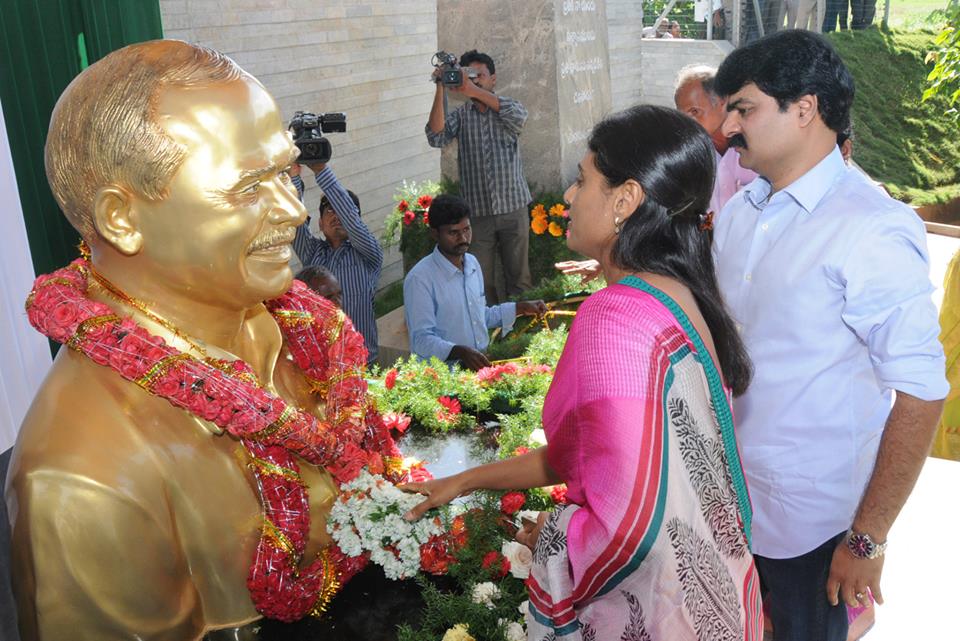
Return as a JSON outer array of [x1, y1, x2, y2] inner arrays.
[[516, 511, 549, 550], [400, 474, 470, 521]]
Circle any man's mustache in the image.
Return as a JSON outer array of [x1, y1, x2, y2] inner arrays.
[[729, 134, 748, 150]]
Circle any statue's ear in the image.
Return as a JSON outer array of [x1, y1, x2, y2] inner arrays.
[[92, 186, 143, 255]]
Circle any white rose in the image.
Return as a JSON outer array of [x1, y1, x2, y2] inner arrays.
[[501, 540, 533, 579], [503, 620, 526, 641], [518, 599, 529, 616], [470, 581, 501, 608], [529, 428, 547, 445]]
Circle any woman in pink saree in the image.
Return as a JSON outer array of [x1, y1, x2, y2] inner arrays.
[[404, 105, 762, 640]]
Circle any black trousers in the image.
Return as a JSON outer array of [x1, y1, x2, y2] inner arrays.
[[823, 0, 849, 31], [754, 532, 850, 641], [850, 0, 876, 29]]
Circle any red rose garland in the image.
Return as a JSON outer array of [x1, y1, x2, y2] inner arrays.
[[25, 259, 404, 622]]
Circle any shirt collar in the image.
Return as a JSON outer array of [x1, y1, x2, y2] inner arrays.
[[742, 146, 845, 215], [429, 245, 471, 277], [781, 146, 845, 214]]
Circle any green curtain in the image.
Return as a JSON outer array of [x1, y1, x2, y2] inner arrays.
[[0, 0, 163, 278]]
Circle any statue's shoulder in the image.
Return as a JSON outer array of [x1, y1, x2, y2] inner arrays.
[[11, 348, 177, 490]]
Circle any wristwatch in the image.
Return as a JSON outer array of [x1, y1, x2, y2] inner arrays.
[[844, 529, 887, 560]]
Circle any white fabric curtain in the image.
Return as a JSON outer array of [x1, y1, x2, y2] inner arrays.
[[0, 97, 52, 451]]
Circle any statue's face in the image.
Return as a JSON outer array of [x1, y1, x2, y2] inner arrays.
[[131, 77, 306, 309]]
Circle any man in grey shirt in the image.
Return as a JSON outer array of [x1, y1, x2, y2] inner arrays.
[[426, 50, 532, 304]]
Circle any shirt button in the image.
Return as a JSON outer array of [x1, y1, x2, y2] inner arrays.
[[745, 274, 752, 281], [736, 323, 743, 332], [761, 223, 769, 231]]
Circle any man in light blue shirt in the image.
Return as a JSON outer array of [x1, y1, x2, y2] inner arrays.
[[403, 194, 545, 371], [714, 31, 947, 641]]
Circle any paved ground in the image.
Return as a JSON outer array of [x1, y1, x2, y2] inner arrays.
[[861, 232, 960, 641]]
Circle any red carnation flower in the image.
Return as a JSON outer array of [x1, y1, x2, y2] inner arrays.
[[420, 534, 454, 575], [422, 209, 430, 226], [450, 514, 469, 550], [481, 550, 511, 578], [384, 368, 398, 389], [550, 484, 569, 505], [417, 194, 433, 209], [513, 446, 530, 457], [398, 199, 409, 213], [437, 396, 461, 415], [408, 462, 434, 483], [402, 210, 415, 226], [500, 491, 526, 515], [382, 411, 411, 434]]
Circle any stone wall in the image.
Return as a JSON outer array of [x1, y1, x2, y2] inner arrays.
[[159, 0, 441, 287], [437, 0, 616, 194], [638, 38, 733, 108], [606, 0, 644, 111]]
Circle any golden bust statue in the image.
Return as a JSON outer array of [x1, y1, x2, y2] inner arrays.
[[4, 40, 382, 640]]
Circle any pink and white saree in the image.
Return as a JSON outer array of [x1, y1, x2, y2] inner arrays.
[[525, 278, 762, 641]]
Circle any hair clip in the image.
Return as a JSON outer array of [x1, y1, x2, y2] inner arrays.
[[668, 199, 695, 218], [699, 211, 715, 232]]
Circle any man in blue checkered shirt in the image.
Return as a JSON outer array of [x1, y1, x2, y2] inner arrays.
[[426, 50, 532, 304], [291, 161, 382, 366]]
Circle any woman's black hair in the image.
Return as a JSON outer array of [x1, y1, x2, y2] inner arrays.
[[589, 104, 752, 396]]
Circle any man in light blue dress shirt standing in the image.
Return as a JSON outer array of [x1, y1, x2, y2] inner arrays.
[[403, 194, 545, 371], [714, 31, 947, 641]]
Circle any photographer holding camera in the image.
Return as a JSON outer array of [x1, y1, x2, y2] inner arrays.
[[290, 157, 382, 367], [426, 50, 532, 304]]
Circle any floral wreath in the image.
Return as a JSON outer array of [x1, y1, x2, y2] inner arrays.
[[25, 256, 403, 622]]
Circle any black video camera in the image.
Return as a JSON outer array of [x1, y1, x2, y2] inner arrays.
[[288, 111, 347, 164], [432, 51, 478, 88]]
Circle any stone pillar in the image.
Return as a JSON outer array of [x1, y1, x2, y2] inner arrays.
[[437, 0, 612, 193]]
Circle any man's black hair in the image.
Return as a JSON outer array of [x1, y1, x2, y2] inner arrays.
[[428, 193, 472, 229], [319, 190, 361, 217], [296, 265, 337, 288], [715, 29, 854, 134], [837, 124, 853, 146], [459, 50, 495, 75]]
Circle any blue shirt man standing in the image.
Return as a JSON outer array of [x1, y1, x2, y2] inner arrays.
[[291, 162, 382, 365], [714, 30, 947, 641], [403, 194, 545, 371]]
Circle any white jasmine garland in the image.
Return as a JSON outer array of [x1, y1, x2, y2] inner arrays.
[[327, 469, 444, 580], [501, 540, 533, 579], [470, 581, 501, 608]]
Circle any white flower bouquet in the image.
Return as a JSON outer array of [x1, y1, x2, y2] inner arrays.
[[327, 468, 445, 580]]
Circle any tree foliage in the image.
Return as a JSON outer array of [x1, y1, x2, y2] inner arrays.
[[924, 0, 960, 119]]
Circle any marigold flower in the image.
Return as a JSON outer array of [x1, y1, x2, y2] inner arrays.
[[530, 203, 547, 219], [397, 199, 409, 213], [548, 221, 564, 237], [549, 203, 567, 218], [531, 216, 549, 235]]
